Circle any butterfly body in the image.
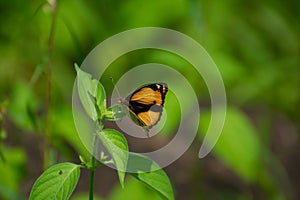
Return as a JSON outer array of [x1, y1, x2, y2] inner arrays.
[[121, 83, 168, 130]]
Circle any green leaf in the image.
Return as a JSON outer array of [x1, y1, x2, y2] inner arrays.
[[29, 162, 80, 200], [199, 107, 262, 183], [75, 64, 106, 121], [128, 153, 174, 200], [97, 129, 128, 188], [104, 104, 127, 121]]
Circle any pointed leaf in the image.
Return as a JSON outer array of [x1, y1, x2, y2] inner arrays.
[[75, 64, 106, 121], [128, 153, 174, 200], [29, 162, 80, 200], [97, 129, 128, 188]]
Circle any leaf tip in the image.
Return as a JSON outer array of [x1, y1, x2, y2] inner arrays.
[[74, 63, 80, 72]]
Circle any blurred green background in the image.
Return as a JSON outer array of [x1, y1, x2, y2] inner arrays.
[[0, 0, 299, 199]]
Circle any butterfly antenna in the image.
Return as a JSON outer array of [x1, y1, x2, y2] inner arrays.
[[110, 76, 121, 98]]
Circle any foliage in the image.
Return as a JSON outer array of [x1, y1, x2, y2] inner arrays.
[[0, 0, 299, 199], [29, 163, 80, 200], [29, 66, 174, 199]]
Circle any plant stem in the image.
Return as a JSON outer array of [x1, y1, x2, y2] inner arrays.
[[43, 0, 58, 170], [89, 155, 95, 200], [89, 136, 97, 200], [89, 124, 102, 200]]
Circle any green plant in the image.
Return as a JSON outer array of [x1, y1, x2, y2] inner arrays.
[[29, 65, 174, 200]]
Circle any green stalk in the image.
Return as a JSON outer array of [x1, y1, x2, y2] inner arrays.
[[89, 124, 103, 200], [89, 161, 95, 200], [44, 0, 58, 170]]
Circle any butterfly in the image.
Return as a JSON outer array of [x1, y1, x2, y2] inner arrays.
[[120, 83, 168, 132]]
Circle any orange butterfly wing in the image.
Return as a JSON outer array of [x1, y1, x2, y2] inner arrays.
[[126, 83, 168, 128]]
